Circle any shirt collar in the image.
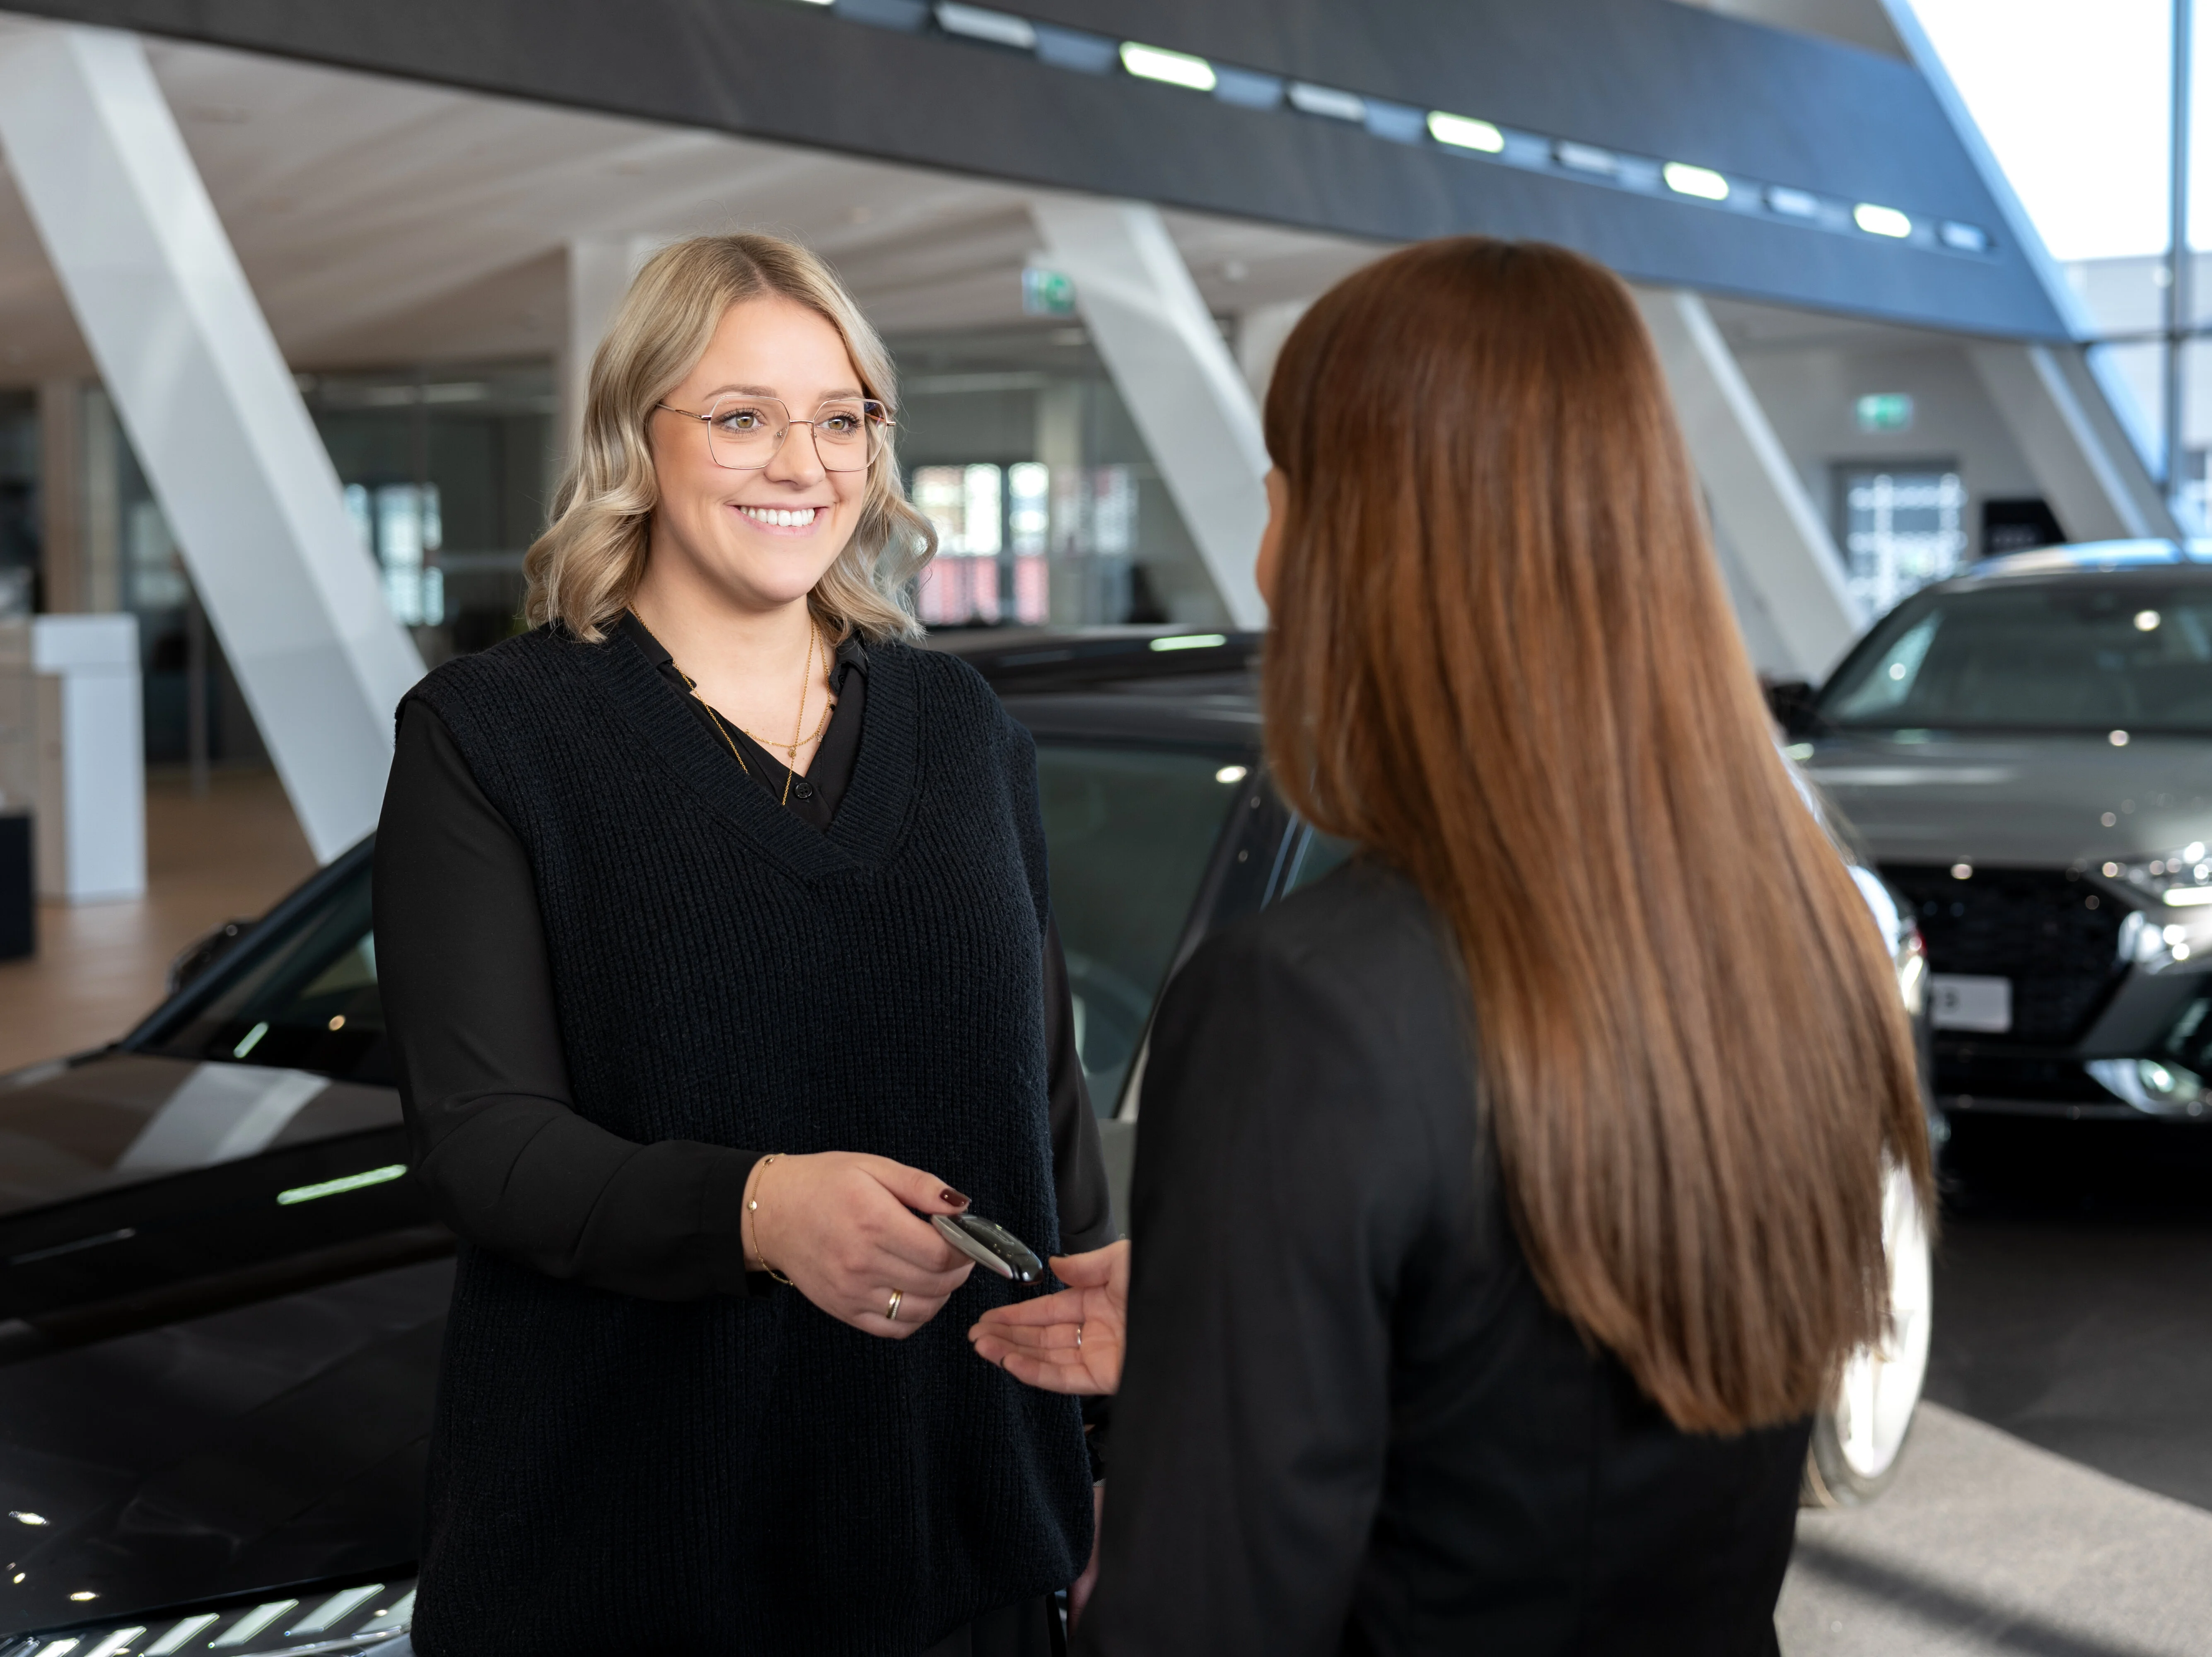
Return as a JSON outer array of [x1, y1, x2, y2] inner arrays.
[[618, 609, 870, 683]]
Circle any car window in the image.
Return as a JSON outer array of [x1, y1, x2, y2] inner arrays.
[[1821, 584, 2212, 733], [142, 863, 390, 1084], [1036, 743, 1245, 1114]]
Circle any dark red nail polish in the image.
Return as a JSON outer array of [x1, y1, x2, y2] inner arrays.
[[942, 1188, 971, 1207]]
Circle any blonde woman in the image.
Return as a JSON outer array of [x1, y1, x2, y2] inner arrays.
[[374, 234, 1111, 1656]]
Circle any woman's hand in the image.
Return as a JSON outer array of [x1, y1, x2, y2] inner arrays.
[[744, 1152, 974, 1338], [968, 1238, 1128, 1394]]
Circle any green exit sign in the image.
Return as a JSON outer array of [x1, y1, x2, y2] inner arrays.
[[1022, 267, 1076, 317], [1855, 392, 1915, 433]]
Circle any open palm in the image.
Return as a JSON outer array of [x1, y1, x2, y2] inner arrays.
[[968, 1239, 1128, 1395]]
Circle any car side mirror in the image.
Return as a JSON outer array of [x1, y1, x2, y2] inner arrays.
[[1763, 679, 1819, 739], [167, 918, 254, 996]]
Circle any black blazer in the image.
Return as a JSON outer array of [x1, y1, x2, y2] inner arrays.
[[1075, 858, 1808, 1656]]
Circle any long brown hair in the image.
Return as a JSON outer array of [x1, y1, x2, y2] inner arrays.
[[1263, 239, 1930, 1433]]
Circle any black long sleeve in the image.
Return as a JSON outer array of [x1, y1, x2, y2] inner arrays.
[[374, 696, 1111, 1298], [374, 702, 763, 1299]]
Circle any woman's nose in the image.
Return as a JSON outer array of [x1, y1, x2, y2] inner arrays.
[[765, 422, 828, 485]]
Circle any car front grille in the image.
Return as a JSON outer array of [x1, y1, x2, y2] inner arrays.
[[1930, 1044, 2112, 1102], [1883, 864, 2127, 1048]]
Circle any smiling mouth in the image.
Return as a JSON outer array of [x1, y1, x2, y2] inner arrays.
[[737, 504, 824, 528]]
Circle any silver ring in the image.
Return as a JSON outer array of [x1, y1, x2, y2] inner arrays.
[[886, 1289, 903, 1322], [1075, 1323, 1084, 1350]]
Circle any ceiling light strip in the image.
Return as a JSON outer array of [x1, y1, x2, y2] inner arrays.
[[823, 0, 1992, 258]]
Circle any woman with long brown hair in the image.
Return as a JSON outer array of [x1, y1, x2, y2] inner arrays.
[[972, 237, 1929, 1652]]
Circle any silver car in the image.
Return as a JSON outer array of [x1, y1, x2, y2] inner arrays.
[[1789, 540, 2212, 1124]]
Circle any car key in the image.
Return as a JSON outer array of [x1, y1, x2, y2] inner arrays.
[[932, 1213, 1046, 1284]]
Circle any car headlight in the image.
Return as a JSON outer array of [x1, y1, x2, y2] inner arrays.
[[2087, 1056, 2210, 1117], [0, 1579, 413, 1657], [2101, 843, 2212, 907]]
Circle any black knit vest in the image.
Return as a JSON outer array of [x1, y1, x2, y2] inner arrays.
[[404, 626, 1090, 1657]]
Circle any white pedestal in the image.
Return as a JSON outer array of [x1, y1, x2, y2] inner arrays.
[[33, 614, 144, 903]]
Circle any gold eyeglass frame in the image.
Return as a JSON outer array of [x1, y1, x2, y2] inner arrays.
[[654, 394, 892, 473]]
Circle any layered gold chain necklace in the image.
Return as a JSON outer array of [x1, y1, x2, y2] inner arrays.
[[669, 618, 834, 807]]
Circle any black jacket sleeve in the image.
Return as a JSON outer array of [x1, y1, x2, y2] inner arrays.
[[374, 700, 765, 1300], [1070, 903, 1453, 1657]]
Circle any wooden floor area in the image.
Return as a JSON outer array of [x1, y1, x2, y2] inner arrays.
[[0, 770, 317, 1074]]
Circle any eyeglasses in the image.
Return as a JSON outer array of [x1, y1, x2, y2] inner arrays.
[[654, 395, 891, 472]]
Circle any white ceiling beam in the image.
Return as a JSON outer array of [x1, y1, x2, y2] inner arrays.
[[1635, 285, 1864, 681], [0, 21, 423, 862], [1028, 197, 1270, 630]]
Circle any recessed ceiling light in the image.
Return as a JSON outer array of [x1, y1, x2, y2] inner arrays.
[[1428, 111, 1504, 152], [1854, 203, 1913, 239], [1119, 41, 1215, 91], [1287, 82, 1366, 123], [1663, 162, 1730, 201], [934, 3, 1035, 50], [1556, 141, 1618, 175]]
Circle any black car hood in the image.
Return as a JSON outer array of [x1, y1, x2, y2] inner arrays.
[[0, 1051, 444, 1638], [0, 1256, 446, 1638], [1802, 732, 2212, 867]]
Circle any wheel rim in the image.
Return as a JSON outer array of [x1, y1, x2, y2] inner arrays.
[[1832, 1164, 1932, 1481]]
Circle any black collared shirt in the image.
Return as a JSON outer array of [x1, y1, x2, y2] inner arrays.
[[374, 616, 1113, 1307]]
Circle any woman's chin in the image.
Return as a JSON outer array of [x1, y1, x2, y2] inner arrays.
[[695, 553, 845, 613]]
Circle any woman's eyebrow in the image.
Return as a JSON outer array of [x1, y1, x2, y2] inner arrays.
[[699, 383, 868, 401]]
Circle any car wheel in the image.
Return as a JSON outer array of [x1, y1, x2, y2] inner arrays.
[[1802, 1162, 1933, 1507]]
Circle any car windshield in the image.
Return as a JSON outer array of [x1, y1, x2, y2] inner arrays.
[[1820, 582, 2212, 734], [139, 865, 389, 1083], [1035, 742, 1243, 1113]]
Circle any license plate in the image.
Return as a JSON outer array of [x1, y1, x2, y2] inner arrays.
[[1930, 973, 2011, 1033]]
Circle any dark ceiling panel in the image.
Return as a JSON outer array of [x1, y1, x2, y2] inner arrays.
[[0, 0, 2070, 340]]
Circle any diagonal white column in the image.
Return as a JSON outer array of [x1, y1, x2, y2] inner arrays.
[[1635, 286, 1865, 681], [0, 21, 423, 863], [1029, 199, 1270, 630], [1968, 344, 2181, 544]]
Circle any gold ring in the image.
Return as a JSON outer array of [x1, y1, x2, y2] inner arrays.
[[886, 1289, 903, 1322]]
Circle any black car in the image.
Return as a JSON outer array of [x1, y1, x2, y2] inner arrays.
[[1787, 541, 2212, 1124], [0, 628, 1925, 1656]]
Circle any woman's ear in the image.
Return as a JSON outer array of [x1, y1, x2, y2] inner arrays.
[[1255, 468, 1288, 612]]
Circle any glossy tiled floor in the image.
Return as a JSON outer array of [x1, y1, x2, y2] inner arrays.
[[0, 769, 316, 1074]]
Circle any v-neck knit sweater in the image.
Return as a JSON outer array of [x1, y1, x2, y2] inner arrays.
[[401, 623, 1091, 1656]]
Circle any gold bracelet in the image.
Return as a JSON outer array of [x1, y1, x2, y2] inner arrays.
[[746, 1153, 795, 1285]]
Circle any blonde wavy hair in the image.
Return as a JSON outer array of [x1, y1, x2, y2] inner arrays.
[[524, 232, 936, 643]]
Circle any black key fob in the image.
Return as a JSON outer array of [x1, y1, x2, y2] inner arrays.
[[932, 1213, 1046, 1284]]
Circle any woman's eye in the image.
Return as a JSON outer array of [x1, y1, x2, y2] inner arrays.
[[716, 408, 769, 432], [820, 415, 859, 435]]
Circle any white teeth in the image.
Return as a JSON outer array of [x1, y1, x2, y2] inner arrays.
[[743, 506, 816, 527]]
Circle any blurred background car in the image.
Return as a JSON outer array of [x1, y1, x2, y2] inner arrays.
[[1783, 541, 2212, 1128]]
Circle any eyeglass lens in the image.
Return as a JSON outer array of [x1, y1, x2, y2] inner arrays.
[[705, 396, 883, 472]]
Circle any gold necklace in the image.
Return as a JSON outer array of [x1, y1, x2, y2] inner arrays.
[[674, 622, 830, 807]]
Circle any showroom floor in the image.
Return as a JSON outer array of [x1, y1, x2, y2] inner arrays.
[[2, 783, 2207, 1653], [1779, 1119, 2212, 1655], [0, 768, 317, 1073]]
